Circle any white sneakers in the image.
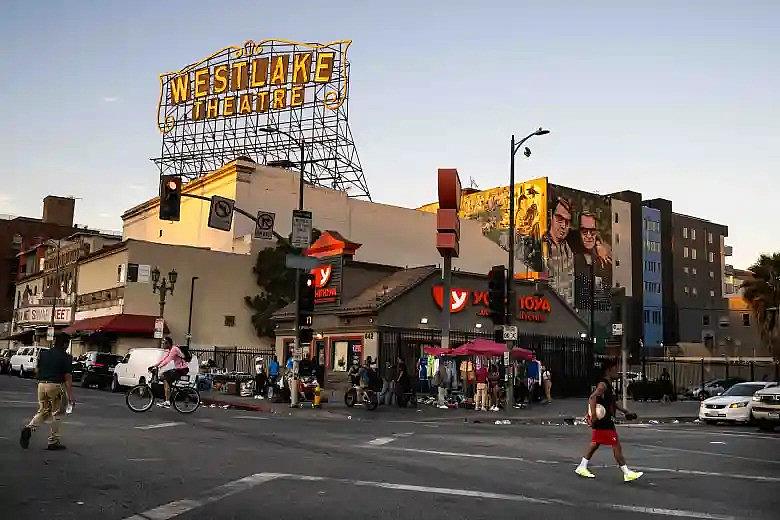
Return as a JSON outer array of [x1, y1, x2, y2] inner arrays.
[[156, 401, 171, 408]]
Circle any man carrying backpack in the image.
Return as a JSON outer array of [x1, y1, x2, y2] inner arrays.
[[149, 336, 190, 408]]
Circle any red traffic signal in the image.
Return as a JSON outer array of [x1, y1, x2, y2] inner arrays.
[[159, 175, 182, 221]]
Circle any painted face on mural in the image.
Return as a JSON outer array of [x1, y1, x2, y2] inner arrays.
[[549, 198, 572, 245], [579, 213, 598, 250]]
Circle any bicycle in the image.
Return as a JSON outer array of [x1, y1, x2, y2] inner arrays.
[[344, 384, 378, 410], [125, 367, 200, 414]]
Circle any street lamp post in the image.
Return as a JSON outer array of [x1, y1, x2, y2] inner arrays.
[[508, 128, 550, 407], [260, 126, 308, 407], [151, 267, 177, 347], [186, 276, 199, 350]]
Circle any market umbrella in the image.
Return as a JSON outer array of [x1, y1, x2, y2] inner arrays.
[[448, 338, 535, 361], [423, 346, 451, 356]]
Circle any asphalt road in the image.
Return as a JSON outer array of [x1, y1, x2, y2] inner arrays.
[[2, 375, 778, 520]]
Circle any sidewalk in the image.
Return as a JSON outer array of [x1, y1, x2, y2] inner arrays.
[[200, 390, 700, 424]]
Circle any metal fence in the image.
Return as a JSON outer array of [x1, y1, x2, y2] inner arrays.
[[630, 358, 780, 396], [190, 346, 276, 375], [377, 327, 594, 397]]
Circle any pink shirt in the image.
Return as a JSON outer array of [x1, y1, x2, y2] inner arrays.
[[157, 346, 188, 370]]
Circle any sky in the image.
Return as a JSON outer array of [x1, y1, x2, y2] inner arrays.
[[0, 0, 777, 268]]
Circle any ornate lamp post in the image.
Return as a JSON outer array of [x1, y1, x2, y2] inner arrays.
[[151, 267, 177, 345]]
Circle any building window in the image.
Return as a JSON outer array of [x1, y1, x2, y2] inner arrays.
[[692, 267, 697, 275], [709, 252, 714, 263], [691, 229, 696, 241], [684, 266, 689, 274], [684, 286, 689, 294], [742, 313, 750, 326], [709, 271, 714, 279], [710, 290, 715, 297], [224, 315, 236, 327], [614, 212, 619, 224], [703, 314, 710, 326], [708, 232, 713, 244], [684, 247, 689, 258], [644, 310, 650, 323], [691, 248, 697, 260], [692, 287, 698, 296], [683, 227, 688, 238], [615, 259, 620, 267], [652, 311, 661, 324], [615, 233, 620, 244]]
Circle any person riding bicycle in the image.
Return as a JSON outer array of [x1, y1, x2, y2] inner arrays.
[[148, 337, 190, 408]]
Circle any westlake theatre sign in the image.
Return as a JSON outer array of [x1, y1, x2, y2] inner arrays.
[[154, 39, 371, 199]]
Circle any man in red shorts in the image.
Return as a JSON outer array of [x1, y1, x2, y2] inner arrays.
[[575, 359, 643, 482]]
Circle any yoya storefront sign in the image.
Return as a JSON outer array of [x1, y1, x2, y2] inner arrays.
[[432, 286, 552, 322], [311, 263, 338, 303], [15, 306, 72, 326]]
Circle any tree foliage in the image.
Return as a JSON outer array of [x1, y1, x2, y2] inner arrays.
[[244, 230, 321, 339], [740, 252, 780, 359]]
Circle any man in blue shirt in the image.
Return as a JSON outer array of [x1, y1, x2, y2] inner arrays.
[[268, 355, 280, 383]]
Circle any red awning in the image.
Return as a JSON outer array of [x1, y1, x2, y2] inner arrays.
[[62, 314, 168, 336]]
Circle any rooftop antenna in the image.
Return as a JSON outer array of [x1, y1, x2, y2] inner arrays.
[[469, 177, 479, 190]]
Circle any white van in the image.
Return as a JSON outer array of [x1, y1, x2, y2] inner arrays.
[[111, 347, 199, 392], [9, 346, 48, 378]]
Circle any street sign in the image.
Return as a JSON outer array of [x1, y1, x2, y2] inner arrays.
[[137, 264, 151, 283], [254, 210, 276, 240], [207, 196, 235, 231], [291, 210, 313, 249], [503, 325, 518, 341], [46, 326, 54, 342], [285, 253, 319, 270], [154, 318, 165, 339], [612, 323, 624, 336]]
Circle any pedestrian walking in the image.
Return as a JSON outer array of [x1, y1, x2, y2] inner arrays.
[[268, 355, 280, 384], [395, 357, 410, 405], [20, 340, 75, 450], [575, 359, 642, 482], [475, 363, 488, 411], [434, 360, 449, 409], [460, 358, 475, 398], [379, 361, 396, 406], [488, 363, 501, 411], [542, 365, 552, 404]]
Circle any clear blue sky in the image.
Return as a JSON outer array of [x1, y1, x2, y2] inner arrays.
[[1, 0, 777, 268]]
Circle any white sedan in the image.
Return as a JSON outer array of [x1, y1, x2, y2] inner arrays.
[[699, 381, 778, 424]]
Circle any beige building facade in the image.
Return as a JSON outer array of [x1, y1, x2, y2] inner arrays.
[[70, 239, 267, 356], [122, 160, 509, 274]]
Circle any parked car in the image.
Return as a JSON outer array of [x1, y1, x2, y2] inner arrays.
[[698, 381, 777, 424], [9, 346, 48, 378], [79, 352, 123, 389], [111, 347, 199, 392], [691, 377, 747, 400], [751, 384, 780, 431], [0, 348, 15, 374], [71, 354, 87, 382]]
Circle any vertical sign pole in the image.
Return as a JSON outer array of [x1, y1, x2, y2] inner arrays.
[[441, 255, 452, 349]]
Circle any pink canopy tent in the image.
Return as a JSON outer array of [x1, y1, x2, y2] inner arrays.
[[449, 338, 535, 361], [422, 346, 451, 356]]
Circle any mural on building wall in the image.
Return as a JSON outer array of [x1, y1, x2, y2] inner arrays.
[[419, 177, 548, 278]]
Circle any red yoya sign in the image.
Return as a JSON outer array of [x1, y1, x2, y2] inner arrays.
[[311, 264, 337, 302], [432, 285, 552, 322]]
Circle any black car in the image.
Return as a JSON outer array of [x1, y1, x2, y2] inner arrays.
[[79, 352, 123, 389], [0, 349, 14, 374]]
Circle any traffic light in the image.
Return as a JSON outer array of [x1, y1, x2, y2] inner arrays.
[[488, 265, 507, 325], [297, 272, 316, 344], [159, 175, 182, 221], [298, 271, 316, 322]]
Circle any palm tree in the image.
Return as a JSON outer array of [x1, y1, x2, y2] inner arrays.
[[740, 253, 780, 359]]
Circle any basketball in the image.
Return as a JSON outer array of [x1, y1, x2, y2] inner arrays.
[[586, 404, 607, 420]]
